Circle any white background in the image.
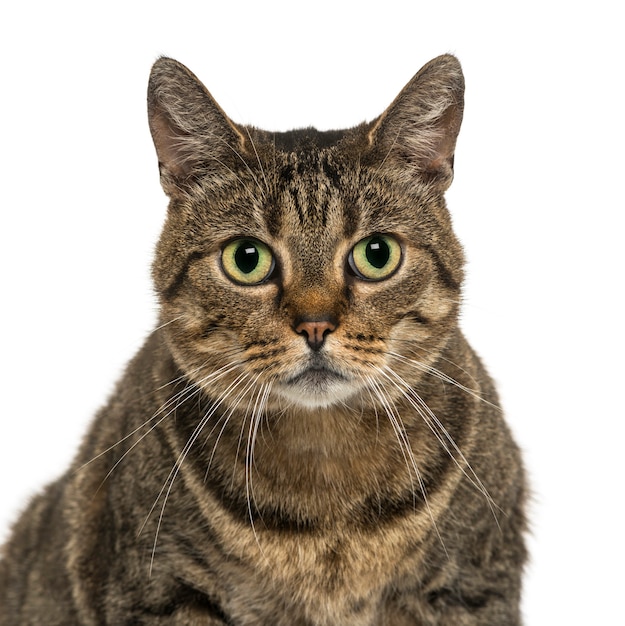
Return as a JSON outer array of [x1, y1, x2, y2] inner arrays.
[[1, 1, 623, 623]]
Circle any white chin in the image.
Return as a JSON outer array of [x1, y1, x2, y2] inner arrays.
[[276, 379, 358, 409]]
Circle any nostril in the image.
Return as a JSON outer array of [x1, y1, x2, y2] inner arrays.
[[294, 319, 337, 351]]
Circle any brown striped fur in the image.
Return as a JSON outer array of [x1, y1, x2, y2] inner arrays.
[[0, 55, 527, 625]]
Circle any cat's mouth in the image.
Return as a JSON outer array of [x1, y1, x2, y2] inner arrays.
[[286, 364, 347, 388], [279, 362, 355, 409]]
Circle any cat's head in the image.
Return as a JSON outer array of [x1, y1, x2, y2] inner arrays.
[[148, 55, 465, 411]]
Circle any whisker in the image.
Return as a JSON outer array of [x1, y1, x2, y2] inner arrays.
[[89, 381, 202, 496], [369, 367, 447, 554], [142, 367, 251, 574], [363, 376, 420, 502], [364, 372, 447, 553], [152, 315, 184, 333], [231, 375, 266, 488], [379, 365, 501, 522], [242, 126, 270, 198], [368, 124, 403, 184], [79, 360, 241, 479], [245, 381, 272, 549], [361, 380, 382, 444], [204, 373, 260, 480], [208, 130, 268, 201], [387, 350, 501, 412]]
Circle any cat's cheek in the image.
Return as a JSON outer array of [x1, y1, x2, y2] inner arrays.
[[418, 284, 457, 323], [348, 282, 415, 329]]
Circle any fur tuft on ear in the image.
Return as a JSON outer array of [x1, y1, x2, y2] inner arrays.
[[368, 54, 464, 188], [147, 57, 246, 196]]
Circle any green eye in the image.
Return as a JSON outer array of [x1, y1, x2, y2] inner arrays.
[[349, 234, 402, 281], [221, 238, 275, 285]]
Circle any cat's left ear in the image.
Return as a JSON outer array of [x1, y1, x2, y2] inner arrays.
[[147, 57, 246, 197], [368, 54, 464, 188]]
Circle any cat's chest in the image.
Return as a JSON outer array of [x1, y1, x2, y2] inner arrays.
[[167, 474, 433, 626], [176, 516, 425, 626], [163, 414, 442, 624]]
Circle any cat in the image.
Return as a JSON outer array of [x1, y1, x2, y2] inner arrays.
[[0, 54, 527, 625]]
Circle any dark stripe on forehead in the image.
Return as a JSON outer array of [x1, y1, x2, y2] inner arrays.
[[321, 153, 360, 237], [263, 203, 283, 237], [286, 160, 332, 228], [321, 154, 342, 187], [290, 187, 306, 225], [266, 147, 360, 236], [341, 198, 360, 239], [271, 128, 348, 151]]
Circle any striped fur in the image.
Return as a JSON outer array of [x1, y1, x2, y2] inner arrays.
[[0, 55, 527, 625]]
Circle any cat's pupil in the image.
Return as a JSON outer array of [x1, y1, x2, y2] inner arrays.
[[366, 237, 390, 269], [235, 242, 259, 274]]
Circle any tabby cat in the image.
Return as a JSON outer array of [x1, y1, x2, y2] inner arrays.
[[0, 54, 527, 625]]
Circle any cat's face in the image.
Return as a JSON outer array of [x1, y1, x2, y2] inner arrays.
[[148, 56, 465, 413]]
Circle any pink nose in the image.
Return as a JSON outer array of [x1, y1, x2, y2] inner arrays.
[[294, 319, 337, 351]]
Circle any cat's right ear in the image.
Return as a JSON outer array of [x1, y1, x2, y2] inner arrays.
[[147, 57, 245, 197]]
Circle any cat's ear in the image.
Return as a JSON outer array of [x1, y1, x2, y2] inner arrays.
[[147, 57, 246, 196], [368, 54, 464, 188]]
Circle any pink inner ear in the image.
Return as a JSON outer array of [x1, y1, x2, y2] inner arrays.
[[425, 106, 461, 173], [424, 126, 456, 171], [149, 109, 192, 180]]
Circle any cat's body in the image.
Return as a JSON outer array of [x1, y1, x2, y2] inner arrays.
[[0, 55, 527, 625]]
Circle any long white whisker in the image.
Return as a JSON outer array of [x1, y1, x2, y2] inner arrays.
[[245, 381, 272, 549], [204, 373, 259, 479], [208, 131, 267, 200], [152, 315, 184, 333], [365, 370, 448, 554], [79, 361, 242, 482], [388, 351, 501, 412], [379, 365, 501, 522], [242, 126, 270, 197], [364, 375, 416, 495], [143, 368, 251, 574]]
